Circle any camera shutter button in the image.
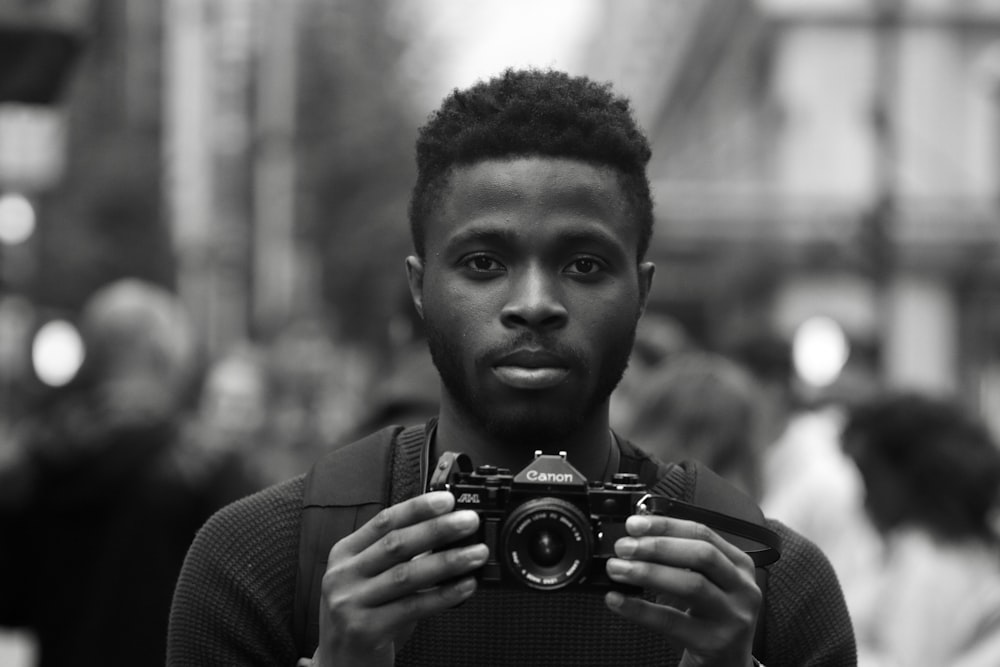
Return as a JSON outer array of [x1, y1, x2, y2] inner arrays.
[[610, 473, 644, 490]]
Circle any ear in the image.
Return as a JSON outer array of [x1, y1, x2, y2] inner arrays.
[[637, 261, 655, 315], [405, 256, 425, 319]]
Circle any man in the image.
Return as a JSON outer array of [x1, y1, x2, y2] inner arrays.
[[842, 392, 1000, 666], [167, 69, 855, 666]]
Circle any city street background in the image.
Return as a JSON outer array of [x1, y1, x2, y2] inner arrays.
[[4, 0, 1000, 665]]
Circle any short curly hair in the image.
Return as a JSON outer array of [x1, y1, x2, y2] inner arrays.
[[409, 68, 653, 260], [842, 391, 1000, 541]]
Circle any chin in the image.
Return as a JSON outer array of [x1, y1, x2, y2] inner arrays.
[[480, 404, 586, 447]]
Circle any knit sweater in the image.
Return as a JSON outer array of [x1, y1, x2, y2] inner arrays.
[[167, 431, 856, 666]]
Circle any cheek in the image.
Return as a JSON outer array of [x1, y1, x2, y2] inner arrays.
[[582, 293, 640, 338], [422, 278, 493, 338], [427, 271, 500, 315]]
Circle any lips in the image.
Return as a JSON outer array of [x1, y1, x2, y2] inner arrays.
[[492, 349, 570, 390]]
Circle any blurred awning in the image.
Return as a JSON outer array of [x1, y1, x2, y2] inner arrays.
[[0, 24, 82, 104], [0, 0, 89, 105]]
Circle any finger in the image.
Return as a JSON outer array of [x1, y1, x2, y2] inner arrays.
[[605, 591, 754, 660], [355, 509, 481, 578], [331, 491, 457, 559], [625, 514, 755, 572], [613, 533, 750, 592], [379, 575, 480, 628], [325, 576, 479, 653], [360, 543, 490, 606], [605, 557, 735, 617], [605, 591, 696, 640]]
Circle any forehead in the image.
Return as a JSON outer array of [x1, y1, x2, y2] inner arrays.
[[425, 157, 636, 253]]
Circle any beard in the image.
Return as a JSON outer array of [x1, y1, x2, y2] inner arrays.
[[423, 320, 638, 447]]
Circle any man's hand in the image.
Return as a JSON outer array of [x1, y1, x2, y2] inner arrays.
[[604, 514, 761, 667], [313, 491, 489, 667]]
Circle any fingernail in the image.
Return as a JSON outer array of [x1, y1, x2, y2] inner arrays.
[[451, 577, 476, 598], [606, 558, 632, 576], [428, 491, 453, 511], [461, 543, 489, 566], [605, 591, 625, 609], [628, 515, 651, 535], [449, 510, 479, 530], [616, 537, 637, 558]]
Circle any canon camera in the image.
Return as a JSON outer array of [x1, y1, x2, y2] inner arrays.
[[428, 450, 649, 592]]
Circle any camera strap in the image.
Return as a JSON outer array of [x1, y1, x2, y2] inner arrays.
[[637, 494, 782, 567], [643, 458, 777, 657], [645, 459, 781, 567]]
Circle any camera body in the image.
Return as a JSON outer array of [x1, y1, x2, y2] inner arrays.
[[429, 450, 648, 592]]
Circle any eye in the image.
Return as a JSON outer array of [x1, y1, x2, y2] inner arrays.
[[565, 257, 605, 276], [463, 253, 505, 274]]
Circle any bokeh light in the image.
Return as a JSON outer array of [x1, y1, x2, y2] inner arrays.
[[792, 315, 850, 388], [0, 193, 36, 245], [31, 319, 85, 387]]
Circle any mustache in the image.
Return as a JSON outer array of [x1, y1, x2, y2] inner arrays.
[[482, 334, 586, 367]]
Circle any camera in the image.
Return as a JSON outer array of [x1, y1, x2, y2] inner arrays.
[[428, 450, 648, 592]]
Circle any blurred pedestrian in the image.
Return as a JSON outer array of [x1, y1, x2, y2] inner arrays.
[[193, 343, 270, 453], [349, 340, 439, 438], [610, 311, 690, 431], [0, 278, 259, 667], [261, 318, 374, 482], [842, 391, 1000, 667], [624, 350, 763, 500], [349, 291, 440, 438], [733, 332, 881, 624], [179, 341, 271, 491]]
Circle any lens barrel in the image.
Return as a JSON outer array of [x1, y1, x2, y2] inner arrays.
[[500, 496, 593, 590]]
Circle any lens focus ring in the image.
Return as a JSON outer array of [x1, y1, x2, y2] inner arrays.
[[500, 496, 593, 590]]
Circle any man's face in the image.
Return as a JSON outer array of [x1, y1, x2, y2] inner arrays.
[[407, 157, 654, 446]]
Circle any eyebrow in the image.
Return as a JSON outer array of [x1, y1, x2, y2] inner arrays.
[[553, 226, 625, 251], [444, 226, 517, 252], [444, 223, 628, 257]]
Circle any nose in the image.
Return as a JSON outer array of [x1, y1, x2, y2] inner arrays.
[[500, 265, 568, 331]]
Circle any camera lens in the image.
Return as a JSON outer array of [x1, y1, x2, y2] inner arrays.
[[529, 529, 565, 567], [501, 497, 593, 591]]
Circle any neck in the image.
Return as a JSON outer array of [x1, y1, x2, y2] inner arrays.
[[432, 396, 616, 482]]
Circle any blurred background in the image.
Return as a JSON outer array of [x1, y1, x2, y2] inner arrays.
[[4, 0, 1000, 425], [3, 0, 1000, 664]]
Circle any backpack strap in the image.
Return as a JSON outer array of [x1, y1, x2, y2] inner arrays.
[[292, 424, 426, 658]]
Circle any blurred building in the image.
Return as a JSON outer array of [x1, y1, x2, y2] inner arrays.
[[167, 0, 419, 354], [20, 0, 1000, 428], [587, 0, 1000, 428], [1, 0, 359, 361], [0, 0, 85, 106], [0, 0, 89, 420], [165, 0, 299, 355]]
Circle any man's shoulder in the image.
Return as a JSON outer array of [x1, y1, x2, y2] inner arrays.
[[226, 473, 305, 511], [765, 518, 832, 565], [196, 474, 307, 549], [763, 517, 848, 601], [758, 518, 857, 664], [169, 476, 308, 664]]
